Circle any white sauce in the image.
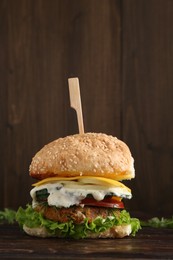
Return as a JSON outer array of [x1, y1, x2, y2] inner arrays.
[[30, 181, 132, 208]]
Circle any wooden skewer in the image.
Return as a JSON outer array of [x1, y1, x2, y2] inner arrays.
[[68, 77, 85, 134]]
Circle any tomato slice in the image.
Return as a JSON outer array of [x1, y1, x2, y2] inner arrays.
[[80, 197, 124, 209]]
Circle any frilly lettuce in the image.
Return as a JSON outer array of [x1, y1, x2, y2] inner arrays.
[[16, 205, 141, 239], [141, 216, 173, 228], [0, 208, 16, 224]]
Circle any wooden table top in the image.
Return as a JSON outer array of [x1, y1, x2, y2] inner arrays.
[[0, 224, 173, 259]]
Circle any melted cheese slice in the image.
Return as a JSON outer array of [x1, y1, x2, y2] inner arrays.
[[32, 176, 130, 192], [31, 176, 132, 208], [31, 175, 133, 209]]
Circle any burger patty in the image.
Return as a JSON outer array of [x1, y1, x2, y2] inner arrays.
[[35, 205, 120, 224]]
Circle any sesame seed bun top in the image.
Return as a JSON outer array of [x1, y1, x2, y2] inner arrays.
[[29, 132, 135, 181]]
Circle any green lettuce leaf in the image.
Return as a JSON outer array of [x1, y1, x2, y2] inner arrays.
[[16, 204, 141, 239], [0, 208, 16, 224], [141, 216, 173, 228]]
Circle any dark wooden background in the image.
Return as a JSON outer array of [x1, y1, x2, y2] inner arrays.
[[0, 0, 173, 216]]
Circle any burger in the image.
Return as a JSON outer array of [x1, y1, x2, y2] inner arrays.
[[16, 132, 140, 238]]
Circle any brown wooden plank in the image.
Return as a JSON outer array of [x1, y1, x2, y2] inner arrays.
[[122, 0, 173, 215], [65, 0, 122, 136], [0, 0, 121, 209], [0, 0, 8, 208], [1, 0, 34, 209], [1, 224, 173, 259]]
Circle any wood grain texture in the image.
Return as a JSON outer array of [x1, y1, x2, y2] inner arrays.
[[0, 0, 121, 208], [0, 0, 7, 208], [1, 0, 173, 216], [1, 224, 173, 259], [122, 0, 173, 215]]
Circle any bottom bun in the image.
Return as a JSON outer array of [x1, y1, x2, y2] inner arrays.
[[23, 225, 52, 238], [87, 224, 132, 238], [23, 224, 132, 239]]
